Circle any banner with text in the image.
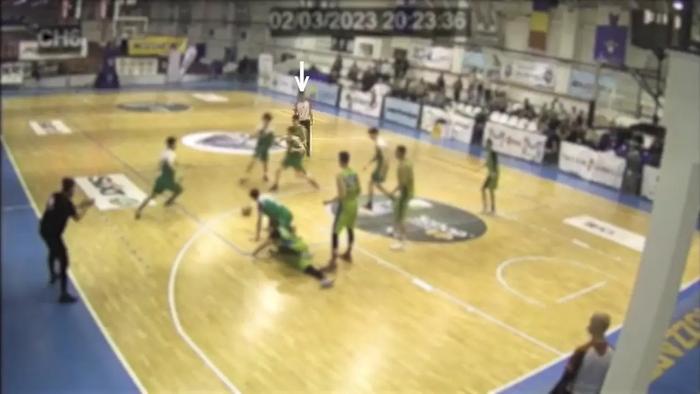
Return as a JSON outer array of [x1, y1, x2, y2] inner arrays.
[[75, 174, 151, 211], [641, 165, 660, 200], [339, 88, 384, 118], [448, 112, 475, 144], [413, 46, 454, 71], [307, 80, 340, 107], [568, 68, 617, 100], [128, 36, 187, 57], [500, 59, 556, 90], [420, 105, 449, 134], [383, 97, 421, 128], [257, 53, 274, 88], [558, 142, 626, 189], [1, 62, 26, 85], [270, 72, 298, 96], [484, 122, 546, 163]]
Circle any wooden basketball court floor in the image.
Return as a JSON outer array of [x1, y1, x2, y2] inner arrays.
[[2, 89, 699, 393]]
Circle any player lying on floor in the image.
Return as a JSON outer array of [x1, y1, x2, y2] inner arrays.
[[251, 226, 334, 289]]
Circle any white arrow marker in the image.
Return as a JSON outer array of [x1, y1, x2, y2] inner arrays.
[[294, 61, 310, 92]]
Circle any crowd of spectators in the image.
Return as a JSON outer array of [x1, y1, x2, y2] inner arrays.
[[278, 53, 664, 197]]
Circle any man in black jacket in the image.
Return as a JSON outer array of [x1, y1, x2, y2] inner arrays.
[[39, 178, 94, 303]]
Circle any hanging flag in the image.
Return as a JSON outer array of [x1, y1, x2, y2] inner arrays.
[[594, 14, 628, 66], [528, 0, 552, 51]]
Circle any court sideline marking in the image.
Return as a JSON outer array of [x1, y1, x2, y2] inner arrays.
[[1, 138, 148, 393]]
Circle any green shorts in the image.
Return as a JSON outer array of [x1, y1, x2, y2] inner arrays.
[[393, 193, 411, 223], [270, 210, 293, 230], [153, 175, 182, 195], [333, 201, 358, 233], [253, 148, 269, 163], [276, 236, 311, 270], [282, 152, 304, 171], [371, 165, 388, 183], [482, 173, 499, 190]]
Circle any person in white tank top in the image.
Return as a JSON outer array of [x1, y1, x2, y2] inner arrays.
[[551, 312, 613, 394], [294, 93, 313, 156]]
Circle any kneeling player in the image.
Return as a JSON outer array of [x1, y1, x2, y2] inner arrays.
[[135, 136, 183, 219], [249, 188, 294, 241], [252, 226, 334, 289]]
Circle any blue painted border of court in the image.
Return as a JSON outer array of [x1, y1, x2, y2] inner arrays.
[[2, 81, 698, 392], [499, 280, 700, 394], [1, 143, 139, 393]]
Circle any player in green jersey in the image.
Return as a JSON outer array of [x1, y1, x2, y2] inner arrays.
[[240, 112, 275, 184], [135, 136, 183, 219], [249, 188, 294, 242], [252, 226, 334, 289], [269, 118, 319, 192], [363, 127, 389, 211], [389, 145, 414, 251], [481, 139, 499, 214], [322, 151, 361, 272]]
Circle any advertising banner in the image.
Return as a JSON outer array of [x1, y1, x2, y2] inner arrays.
[[257, 53, 273, 88], [420, 105, 449, 133], [568, 69, 617, 100], [462, 49, 488, 72], [128, 36, 187, 57], [307, 80, 339, 106], [484, 122, 546, 163], [1, 62, 26, 85], [339, 88, 383, 118], [558, 142, 626, 189], [413, 46, 454, 71], [641, 165, 660, 200], [35, 25, 84, 57], [18, 38, 87, 61], [75, 174, 151, 211], [500, 59, 556, 90], [383, 97, 421, 128], [448, 113, 475, 144], [270, 72, 298, 96]]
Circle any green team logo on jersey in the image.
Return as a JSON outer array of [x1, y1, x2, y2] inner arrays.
[[328, 196, 487, 243]]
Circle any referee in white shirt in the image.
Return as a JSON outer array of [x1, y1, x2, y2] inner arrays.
[[294, 93, 313, 156]]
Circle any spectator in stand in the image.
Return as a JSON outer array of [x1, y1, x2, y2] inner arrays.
[[597, 132, 612, 151], [330, 54, 342, 82], [544, 127, 561, 164], [647, 137, 663, 167], [347, 61, 360, 83], [522, 98, 536, 119], [415, 78, 428, 101], [622, 138, 643, 195], [453, 77, 463, 102], [393, 53, 409, 79], [551, 312, 613, 394], [436, 72, 446, 93]]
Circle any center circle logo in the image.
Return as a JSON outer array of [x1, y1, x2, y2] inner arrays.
[[117, 102, 190, 112], [181, 131, 286, 155], [330, 196, 487, 243]]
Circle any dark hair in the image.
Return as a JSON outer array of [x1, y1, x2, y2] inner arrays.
[[368, 127, 379, 135], [292, 114, 300, 121], [166, 136, 176, 146], [249, 188, 260, 199], [339, 151, 350, 164], [263, 113, 272, 121], [397, 145, 407, 156], [61, 177, 75, 192]]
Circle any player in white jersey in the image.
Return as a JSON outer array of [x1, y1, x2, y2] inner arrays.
[[294, 93, 313, 156], [135, 136, 183, 219], [552, 312, 613, 394]]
